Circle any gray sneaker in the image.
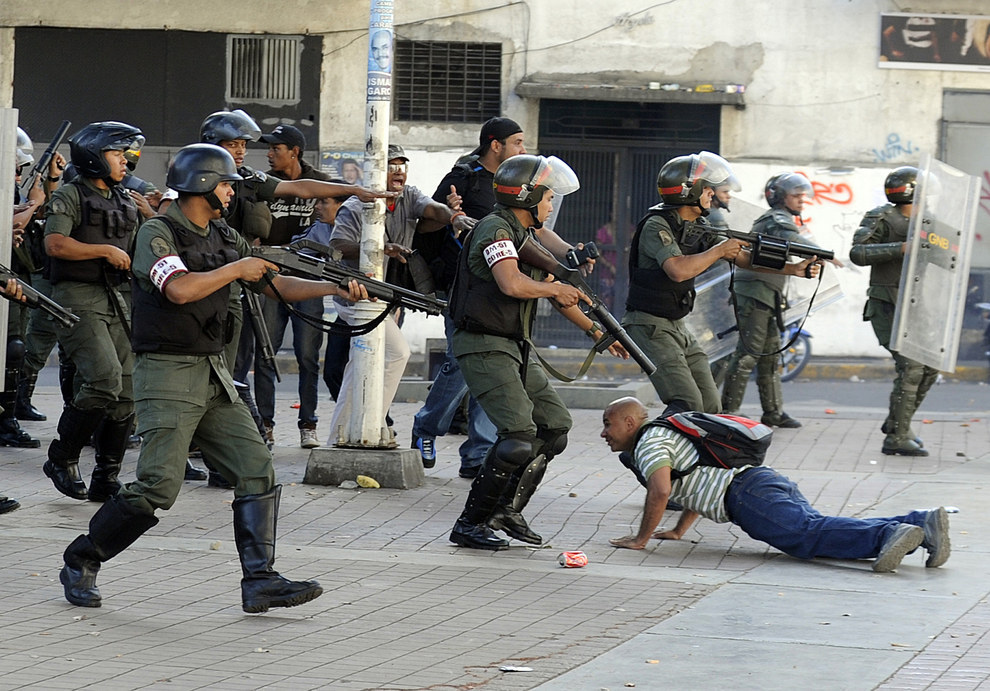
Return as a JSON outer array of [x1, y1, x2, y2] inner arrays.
[[873, 524, 924, 573], [300, 427, 320, 449], [923, 507, 951, 568]]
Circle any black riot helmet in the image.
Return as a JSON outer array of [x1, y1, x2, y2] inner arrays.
[[200, 109, 262, 145], [167, 144, 243, 194], [493, 154, 579, 227], [884, 166, 918, 204], [68, 121, 145, 181], [657, 151, 733, 210], [766, 172, 814, 212]]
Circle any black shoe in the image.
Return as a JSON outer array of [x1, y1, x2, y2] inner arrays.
[[60, 536, 103, 608], [0, 496, 20, 514], [242, 575, 324, 614], [126, 434, 142, 450], [15, 401, 46, 422], [449, 518, 510, 550], [43, 460, 88, 500], [458, 465, 481, 479], [184, 459, 208, 481], [208, 470, 234, 489], [0, 417, 41, 448], [666, 499, 684, 512], [488, 507, 542, 545], [761, 412, 802, 429]]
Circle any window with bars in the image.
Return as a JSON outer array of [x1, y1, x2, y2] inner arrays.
[[227, 35, 303, 106], [394, 40, 502, 122]]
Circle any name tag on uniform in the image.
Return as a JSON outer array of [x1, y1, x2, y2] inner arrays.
[[149, 255, 188, 292], [483, 239, 518, 268]]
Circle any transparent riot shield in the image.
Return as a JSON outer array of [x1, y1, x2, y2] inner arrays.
[[891, 153, 980, 372]]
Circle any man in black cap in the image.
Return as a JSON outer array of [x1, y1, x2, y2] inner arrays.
[[255, 124, 335, 449], [410, 117, 526, 477]]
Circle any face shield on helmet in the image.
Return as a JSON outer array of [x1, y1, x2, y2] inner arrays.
[[16, 127, 33, 153], [767, 172, 814, 211], [658, 151, 734, 208], [200, 109, 262, 144], [689, 151, 733, 188]]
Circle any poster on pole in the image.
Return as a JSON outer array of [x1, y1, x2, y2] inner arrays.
[[367, 0, 393, 102]]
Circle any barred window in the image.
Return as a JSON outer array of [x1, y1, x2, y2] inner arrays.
[[226, 35, 303, 106], [394, 40, 502, 122]]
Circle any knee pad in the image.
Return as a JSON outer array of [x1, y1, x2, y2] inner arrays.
[[6, 337, 25, 368], [537, 429, 568, 461], [493, 438, 533, 471]]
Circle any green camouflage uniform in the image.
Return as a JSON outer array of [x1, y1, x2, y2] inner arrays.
[[849, 203, 938, 454]]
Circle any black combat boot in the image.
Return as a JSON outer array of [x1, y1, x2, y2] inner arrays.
[[58, 356, 77, 407], [0, 367, 40, 448], [44, 405, 105, 500], [232, 486, 323, 613], [88, 413, 134, 502], [60, 496, 159, 607], [450, 457, 514, 551], [184, 458, 208, 481], [489, 454, 547, 545], [14, 371, 47, 421]]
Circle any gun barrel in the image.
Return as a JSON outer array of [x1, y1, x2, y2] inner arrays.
[[19, 120, 71, 196], [592, 306, 657, 375]]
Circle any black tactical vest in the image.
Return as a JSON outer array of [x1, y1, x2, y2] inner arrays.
[[449, 210, 540, 340], [625, 207, 701, 320], [131, 216, 241, 355], [50, 181, 138, 285]]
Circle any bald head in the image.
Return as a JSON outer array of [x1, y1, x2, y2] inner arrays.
[[601, 397, 650, 452]]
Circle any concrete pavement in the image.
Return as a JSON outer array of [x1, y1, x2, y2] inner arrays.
[[1, 374, 989, 690]]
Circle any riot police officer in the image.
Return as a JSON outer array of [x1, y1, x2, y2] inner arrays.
[[447, 154, 625, 550], [849, 166, 936, 456], [58, 143, 369, 612], [622, 152, 763, 413], [721, 172, 826, 428], [42, 122, 144, 502]]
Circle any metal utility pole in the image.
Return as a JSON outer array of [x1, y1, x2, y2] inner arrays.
[[336, 0, 393, 447]]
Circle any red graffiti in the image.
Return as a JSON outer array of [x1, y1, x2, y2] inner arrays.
[[793, 171, 854, 206]]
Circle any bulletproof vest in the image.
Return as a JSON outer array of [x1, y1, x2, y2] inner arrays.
[[625, 207, 700, 320], [226, 167, 273, 241], [449, 209, 539, 339], [131, 215, 240, 355], [49, 181, 138, 285]]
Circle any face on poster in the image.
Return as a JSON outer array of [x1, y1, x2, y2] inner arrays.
[[320, 151, 365, 184], [879, 13, 990, 72]]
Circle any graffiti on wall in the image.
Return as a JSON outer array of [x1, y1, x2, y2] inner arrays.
[[871, 133, 920, 163]]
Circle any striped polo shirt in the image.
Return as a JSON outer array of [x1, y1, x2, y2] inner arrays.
[[633, 426, 754, 524]]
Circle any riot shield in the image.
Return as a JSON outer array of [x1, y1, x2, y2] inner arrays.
[[891, 153, 979, 371]]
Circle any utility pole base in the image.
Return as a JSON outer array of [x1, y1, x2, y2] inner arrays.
[[304, 448, 425, 489]]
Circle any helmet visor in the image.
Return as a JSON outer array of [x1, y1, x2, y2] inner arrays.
[[106, 134, 146, 154], [780, 172, 814, 201], [16, 127, 33, 152], [531, 156, 581, 197], [230, 109, 262, 141], [690, 151, 734, 187]]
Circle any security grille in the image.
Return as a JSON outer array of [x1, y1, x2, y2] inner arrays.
[[394, 40, 501, 122], [227, 35, 303, 106]]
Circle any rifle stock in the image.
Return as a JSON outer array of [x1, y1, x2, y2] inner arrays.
[[0, 264, 79, 328], [683, 221, 834, 269], [517, 232, 657, 376], [251, 240, 446, 317], [19, 120, 71, 197]]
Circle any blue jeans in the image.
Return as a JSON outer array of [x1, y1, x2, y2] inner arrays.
[[254, 295, 325, 429], [725, 467, 927, 560], [412, 313, 496, 471]]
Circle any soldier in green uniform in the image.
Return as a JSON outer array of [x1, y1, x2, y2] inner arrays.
[[721, 172, 826, 428], [849, 166, 936, 456], [58, 144, 370, 613], [42, 122, 145, 502], [625, 153, 768, 413], [447, 154, 626, 551]]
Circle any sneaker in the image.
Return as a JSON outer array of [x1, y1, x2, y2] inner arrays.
[[300, 427, 320, 449], [873, 524, 924, 573], [263, 423, 275, 449], [0, 495, 20, 514], [458, 465, 480, 479], [922, 507, 951, 568], [413, 436, 436, 468]]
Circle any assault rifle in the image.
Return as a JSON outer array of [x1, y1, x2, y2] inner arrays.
[[0, 263, 79, 328], [252, 240, 446, 317], [517, 230, 656, 376], [682, 221, 834, 269], [19, 120, 71, 197]]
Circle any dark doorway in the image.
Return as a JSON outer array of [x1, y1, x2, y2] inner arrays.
[[533, 99, 721, 347]]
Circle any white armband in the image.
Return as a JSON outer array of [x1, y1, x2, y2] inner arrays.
[[149, 255, 187, 292], [483, 239, 518, 268]]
